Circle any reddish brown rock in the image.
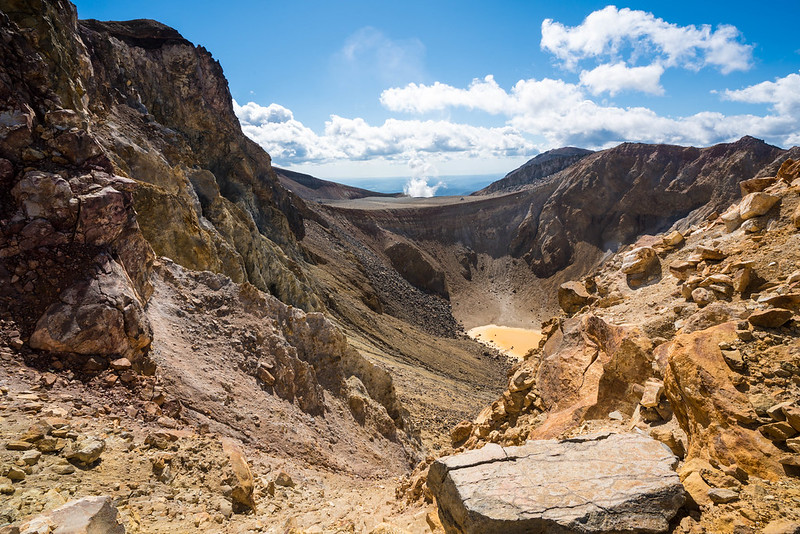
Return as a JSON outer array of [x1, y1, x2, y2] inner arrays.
[[739, 176, 778, 196], [557, 281, 592, 314], [748, 308, 793, 328], [663, 322, 783, 480], [29, 257, 152, 358]]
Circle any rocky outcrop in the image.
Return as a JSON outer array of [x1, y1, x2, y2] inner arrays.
[[428, 433, 684, 534], [0, 0, 322, 316], [29, 255, 151, 360]]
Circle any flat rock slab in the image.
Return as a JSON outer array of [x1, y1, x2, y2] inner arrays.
[[428, 432, 684, 534]]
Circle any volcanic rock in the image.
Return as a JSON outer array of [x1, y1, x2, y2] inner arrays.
[[663, 322, 783, 479], [739, 192, 780, 220], [19, 496, 125, 534], [428, 433, 684, 534], [748, 308, 793, 328], [557, 281, 592, 314], [621, 246, 658, 275]]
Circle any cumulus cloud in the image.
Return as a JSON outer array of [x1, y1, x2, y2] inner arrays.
[[234, 100, 533, 166], [579, 62, 665, 96], [378, 73, 800, 150], [541, 6, 752, 74], [723, 71, 800, 117], [233, 101, 294, 124]]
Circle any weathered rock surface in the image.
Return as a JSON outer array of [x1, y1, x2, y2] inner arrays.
[[428, 433, 684, 534], [739, 191, 780, 220], [19, 496, 125, 534], [473, 147, 593, 195], [621, 246, 659, 275], [663, 322, 784, 479], [557, 281, 592, 314], [29, 256, 151, 359]]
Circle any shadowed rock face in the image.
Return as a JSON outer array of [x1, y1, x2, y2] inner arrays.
[[428, 432, 684, 534]]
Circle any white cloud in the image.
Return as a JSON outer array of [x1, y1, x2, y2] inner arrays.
[[541, 6, 752, 74], [723, 72, 800, 117], [377, 73, 800, 150], [234, 101, 294, 124], [233, 100, 534, 166], [381, 75, 512, 114], [579, 62, 664, 96]]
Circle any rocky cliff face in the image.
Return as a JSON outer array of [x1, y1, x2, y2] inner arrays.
[[473, 146, 593, 196], [512, 137, 786, 278], [1, 0, 322, 314]]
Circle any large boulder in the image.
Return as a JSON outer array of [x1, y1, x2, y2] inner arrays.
[[738, 191, 780, 220], [428, 433, 684, 534], [29, 256, 152, 359], [529, 314, 654, 439], [557, 281, 592, 314], [663, 322, 784, 480], [18, 495, 125, 534], [621, 246, 659, 275]]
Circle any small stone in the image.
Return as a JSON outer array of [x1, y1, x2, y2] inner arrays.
[[721, 349, 744, 372], [661, 231, 685, 248], [36, 437, 66, 453], [767, 402, 794, 422], [0, 481, 14, 495], [640, 379, 664, 408], [6, 440, 33, 451], [41, 373, 57, 387], [256, 366, 275, 385], [608, 410, 623, 421], [217, 499, 232, 519], [558, 281, 593, 314], [783, 406, 800, 432], [6, 466, 25, 481], [621, 247, 658, 275], [21, 450, 41, 466], [110, 358, 131, 371], [736, 329, 754, 341], [274, 471, 294, 487], [52, 464, 75, 475], [696, 246, 726, 261], [450, 421, 473, 445], [708, 488, 739, 504], [748, 308, 793, 328], [786, 437, 800, 454], [65, 437, 105, 465], [760, 421, 797, 441], [691, 287, 715, 307]]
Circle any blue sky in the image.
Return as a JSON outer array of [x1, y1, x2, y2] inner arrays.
[[73, 1, 800, 183]]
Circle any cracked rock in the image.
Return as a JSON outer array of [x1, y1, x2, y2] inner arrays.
[[428, 432, 684, 534]]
